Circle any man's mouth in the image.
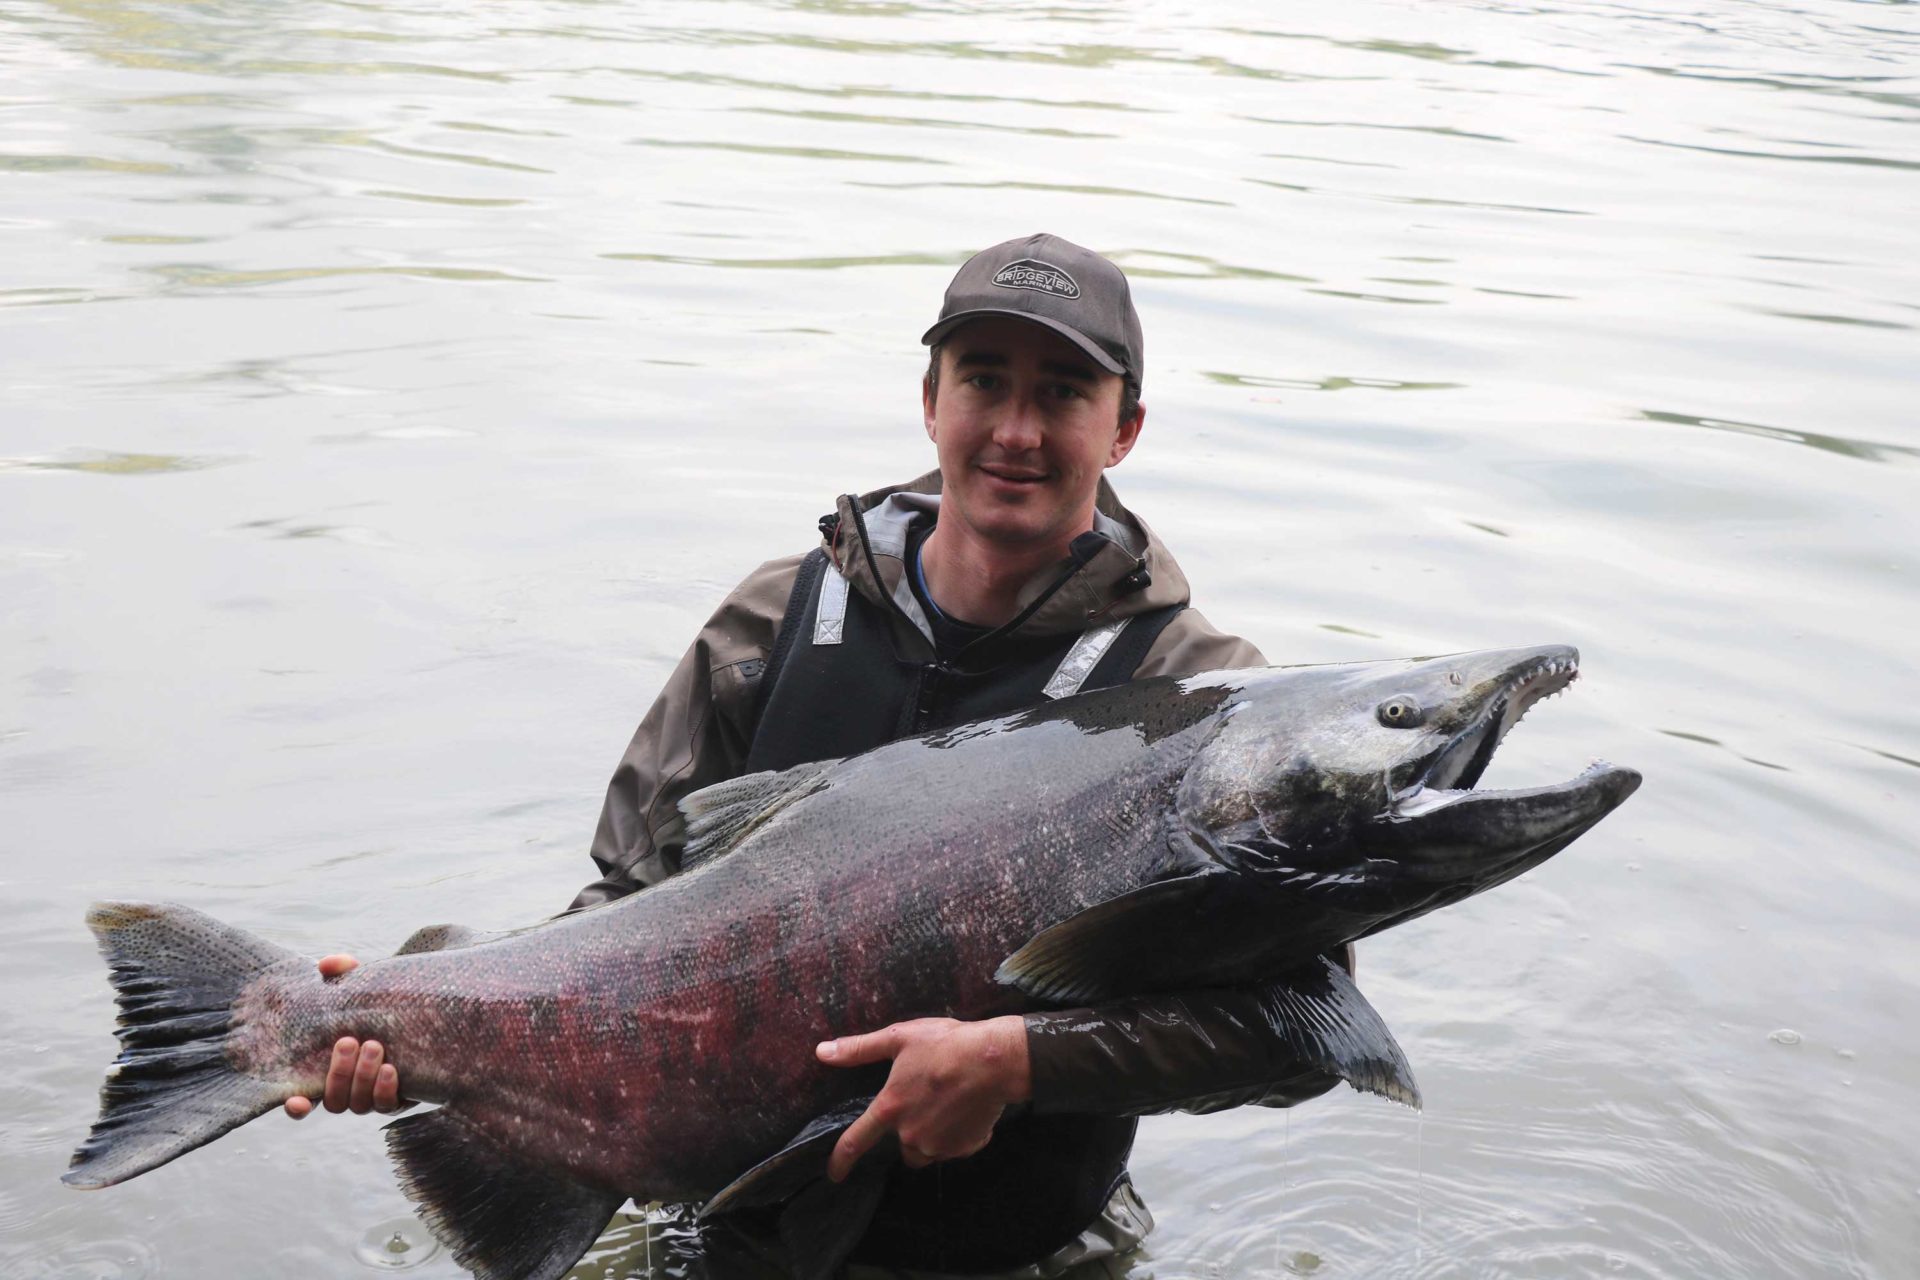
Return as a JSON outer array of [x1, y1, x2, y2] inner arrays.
[[979, 464, 1051, 488]]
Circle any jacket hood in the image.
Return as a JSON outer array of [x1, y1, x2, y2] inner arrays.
[[819, 469, 1194, 642]]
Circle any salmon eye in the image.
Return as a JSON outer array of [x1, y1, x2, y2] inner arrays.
[[1377, 697, 1425, 728]]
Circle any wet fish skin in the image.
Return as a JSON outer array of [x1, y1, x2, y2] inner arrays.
[[64, 646, 1639, 1280]]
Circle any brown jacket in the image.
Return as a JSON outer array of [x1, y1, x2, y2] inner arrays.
[[574, 470, 1341, 1115]]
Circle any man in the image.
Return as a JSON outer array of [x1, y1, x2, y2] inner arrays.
[[292, 234, 1348, 1277]]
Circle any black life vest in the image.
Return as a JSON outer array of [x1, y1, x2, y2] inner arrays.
[[741, 545, 1184, 1272]]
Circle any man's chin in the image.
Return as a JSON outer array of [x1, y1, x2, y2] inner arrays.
[[965, 510, 1075, 549]]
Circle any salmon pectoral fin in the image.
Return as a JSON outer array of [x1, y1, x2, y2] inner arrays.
[[994, 873, 1229, 1004], [1255, 955, 1422, 1110], [384, 1108, 625, 1280], [64, 902, 297, 1190]]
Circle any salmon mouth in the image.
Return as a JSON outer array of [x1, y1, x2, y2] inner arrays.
[[1424, 649, 1580, 793], [1379, 649, 1640, 877]]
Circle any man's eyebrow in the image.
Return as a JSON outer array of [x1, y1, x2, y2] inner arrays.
[[1040, 359, 1098, 383], [951, 350, 1009, 370]]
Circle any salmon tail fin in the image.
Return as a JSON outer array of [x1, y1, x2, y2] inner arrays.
[[63, 902, 296, 1190]]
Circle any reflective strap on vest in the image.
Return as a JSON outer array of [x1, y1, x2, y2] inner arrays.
[[809, 555, 1138, 698], [1042, 617, 1130, 700], [813, 563, 851, 646]]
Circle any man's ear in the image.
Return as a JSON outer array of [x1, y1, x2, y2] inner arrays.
[[922, 372, 938, 441], [1107, 401, 1146, 468]]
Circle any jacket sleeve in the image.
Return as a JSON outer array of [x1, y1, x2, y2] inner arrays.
[[1022, 947, 1356, 1116], [1023, 610, 1355, 1116], [567, 555, 804, 912]]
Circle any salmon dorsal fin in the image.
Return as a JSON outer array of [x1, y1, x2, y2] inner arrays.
[[678, 758, 841, 871], [394, 923, 492, 956], [385, 1107, 625, 1280]]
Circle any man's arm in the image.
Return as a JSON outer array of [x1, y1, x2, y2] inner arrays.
[[1022, 947, 1356, 1118], [570, 554, 804, 910], [814, 946, 1354, 1173]]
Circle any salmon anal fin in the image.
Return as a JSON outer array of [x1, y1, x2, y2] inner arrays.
[[701, 1096, 893, 1280], [778, 1154, 891, 1280], [698, 1094, 875, 1219], [385, 1108, 624, 1280], [678, 757, 841, 871]]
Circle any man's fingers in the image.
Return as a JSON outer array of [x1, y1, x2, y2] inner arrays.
[[348, 1041, 385, 1114], [316, 954, 361, 980], [817, 1027, 901, 1068], [828, 1103, 891, 1183], [322, 1037, 361, 1113], [290, 1040, 398, 1119], [374, 1063, 401, 1113]]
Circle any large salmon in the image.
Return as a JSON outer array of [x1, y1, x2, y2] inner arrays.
[[64, 646, 1639, 1280]]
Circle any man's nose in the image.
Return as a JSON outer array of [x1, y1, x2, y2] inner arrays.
[[990, 394, 1045, 452]]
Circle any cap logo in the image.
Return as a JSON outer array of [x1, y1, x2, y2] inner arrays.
[[991, 259, 1080, 300]]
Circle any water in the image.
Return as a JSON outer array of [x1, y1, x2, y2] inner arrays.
[[3, 0, 1915, 1275]]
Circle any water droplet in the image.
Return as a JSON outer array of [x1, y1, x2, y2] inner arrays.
[[1768, 1028, 1802, 1046], [1835, 1048, 1856, 1060], [1284, 1250, 1323, 1275], [1625, 861, 1641, 872], [1607, 1255, 1627, 1271], [355, 1219, 439, 1270]]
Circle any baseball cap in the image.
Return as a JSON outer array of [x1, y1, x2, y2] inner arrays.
[[921, 233, 1144, 392]]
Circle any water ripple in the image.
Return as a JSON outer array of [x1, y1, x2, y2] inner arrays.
[[848, 178, 1233, 206], [1639, 409, 1920, 465], [625, 136, 948, 165], [1623, 134, 1920, 172], [138, 263, 546, 288], [730, 105, 1118, 139]]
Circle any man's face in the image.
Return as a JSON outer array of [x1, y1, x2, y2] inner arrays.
[[922, 315, 1145, 551]]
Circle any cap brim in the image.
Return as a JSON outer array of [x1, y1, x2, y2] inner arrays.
[[920, 309, 1128, 379]]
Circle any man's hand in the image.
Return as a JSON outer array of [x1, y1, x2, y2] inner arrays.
[[282, 955, 404, 1120], [816, 1015, 1030, 1182]]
